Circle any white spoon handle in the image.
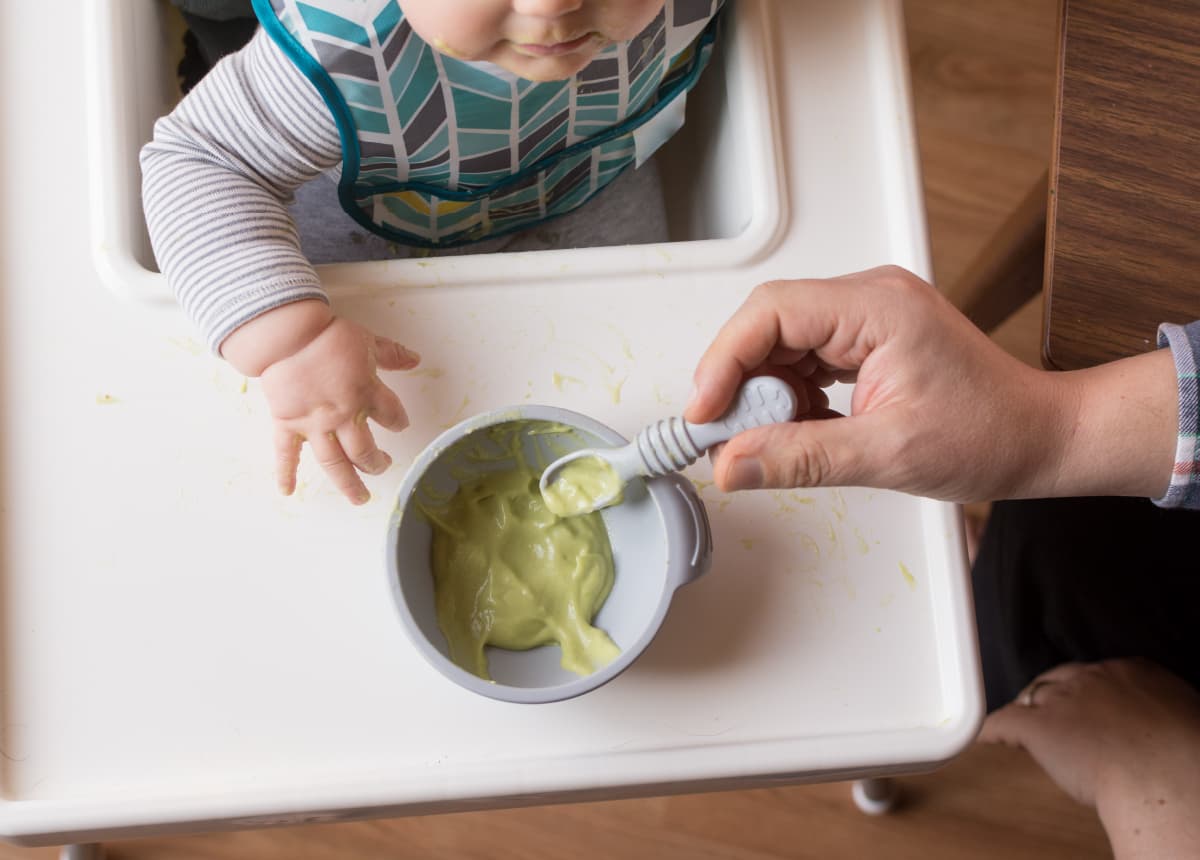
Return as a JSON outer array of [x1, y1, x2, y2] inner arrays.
[[631, 377, 798, 478]]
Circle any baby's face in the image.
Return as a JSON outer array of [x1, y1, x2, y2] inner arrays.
[[398, 0, 667, 81]]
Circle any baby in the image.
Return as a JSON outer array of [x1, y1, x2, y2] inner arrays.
[[142, 0, 724, 504]]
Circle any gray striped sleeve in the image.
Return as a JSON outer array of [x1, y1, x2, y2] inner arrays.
[[140, 28, 344, 355]]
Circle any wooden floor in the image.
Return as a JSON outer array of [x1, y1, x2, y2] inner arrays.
[[911, 0, 1060, 368], [2, 2, 1113, 858]]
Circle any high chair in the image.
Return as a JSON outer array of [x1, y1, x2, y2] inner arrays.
[[0, 2, 983, 853]]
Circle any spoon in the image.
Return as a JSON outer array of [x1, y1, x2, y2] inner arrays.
[[539, 376, 799, 516]]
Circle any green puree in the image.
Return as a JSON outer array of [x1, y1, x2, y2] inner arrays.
[[542, 455, 624, 517], [425, 430, 621, 681]]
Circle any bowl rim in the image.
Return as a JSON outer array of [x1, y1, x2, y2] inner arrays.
[[385, 404, 689, 704]]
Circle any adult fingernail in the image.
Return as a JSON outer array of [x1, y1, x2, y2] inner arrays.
[[724, 457, 764, 491], [400, 346, 421, 363], [353, 489, 371, 505]]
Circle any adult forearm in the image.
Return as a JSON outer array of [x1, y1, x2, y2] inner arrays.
[[1100, 768, 1200, 860]]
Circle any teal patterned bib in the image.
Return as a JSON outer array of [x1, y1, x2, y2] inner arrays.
[[253, 0, 723, 247]]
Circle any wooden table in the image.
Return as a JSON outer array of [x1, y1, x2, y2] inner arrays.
[[1043, 0, 1200, 370]]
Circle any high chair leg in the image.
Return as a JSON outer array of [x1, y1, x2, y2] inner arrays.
[[852, 777, 900, 815]]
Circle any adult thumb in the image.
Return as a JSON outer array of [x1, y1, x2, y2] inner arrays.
[[977, 705, 1036, 748], [711, 414, 889, 492]]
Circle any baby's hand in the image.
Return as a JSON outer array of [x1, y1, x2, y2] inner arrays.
[[257, 317, 419, 504]]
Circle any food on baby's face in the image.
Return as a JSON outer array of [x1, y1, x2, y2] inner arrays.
[[422, 423, 621, 681]]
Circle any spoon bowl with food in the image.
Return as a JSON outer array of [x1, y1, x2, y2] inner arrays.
[[539, 376, 799, 517]]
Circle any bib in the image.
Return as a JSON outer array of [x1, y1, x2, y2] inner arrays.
[[253, 0, 723, 246]]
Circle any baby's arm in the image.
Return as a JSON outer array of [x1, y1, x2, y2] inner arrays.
[[141, 30, 418, 503], [141, 28, 339, 351]]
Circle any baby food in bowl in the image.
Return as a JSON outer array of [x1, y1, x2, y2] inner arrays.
[[424, 422, 621, 680], [387, 406, 712, 704]]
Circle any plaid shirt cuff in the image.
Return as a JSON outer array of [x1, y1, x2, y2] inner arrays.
[[1153, 320, 1200, 509]]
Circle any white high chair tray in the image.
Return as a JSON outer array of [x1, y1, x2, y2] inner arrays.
[[0, 0, 980, 845]]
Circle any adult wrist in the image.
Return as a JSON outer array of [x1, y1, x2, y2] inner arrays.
[[979, 360, 1082, 500], [1031, 349, 1176, 500], [219, 299, 334, 377], [1096, 766, 1200, 860]]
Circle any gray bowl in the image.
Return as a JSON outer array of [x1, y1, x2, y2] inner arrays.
[[386, 405, 712, 703]]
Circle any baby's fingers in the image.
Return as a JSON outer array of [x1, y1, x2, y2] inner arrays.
[[310, 430, 370, 505], [339, 415, 392, 476], [374, 336, 421, 371], [274, 428, 303, 496], [368, 378, 410, 432]]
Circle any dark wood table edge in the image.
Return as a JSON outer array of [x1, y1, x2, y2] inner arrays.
[[1040, 0, 1069, 371]]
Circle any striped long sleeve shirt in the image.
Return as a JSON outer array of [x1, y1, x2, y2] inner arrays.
[[141, 29, 340, 354]]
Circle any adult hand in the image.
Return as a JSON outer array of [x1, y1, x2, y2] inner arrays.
[[685, 266, 1176, 503], [259, 316, 418, 504], [980, 659, 1200, 859]]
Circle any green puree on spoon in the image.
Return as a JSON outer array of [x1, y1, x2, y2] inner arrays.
[[541, 453, 624, 517]]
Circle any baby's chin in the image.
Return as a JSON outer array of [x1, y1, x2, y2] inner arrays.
[[428, 37, 608, 82], [493, 42, 608, 82]]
